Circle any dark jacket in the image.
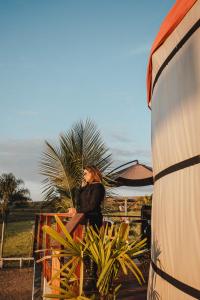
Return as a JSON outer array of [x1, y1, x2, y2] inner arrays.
[[75, 182, 105, 228]]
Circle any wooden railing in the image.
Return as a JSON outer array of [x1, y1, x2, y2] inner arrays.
[[32, 212, 85, 300]]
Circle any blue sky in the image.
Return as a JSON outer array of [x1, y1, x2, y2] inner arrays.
[[0, 0, 175, 200]]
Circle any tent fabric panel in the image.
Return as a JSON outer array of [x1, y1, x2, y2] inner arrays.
[[149, 165, 200, 298], [151, 1, 200, 90], [146, 0, 198, 105], [151, 29, 200, 175], [149, 5, 200, 298], [148, 266, 195, 300]]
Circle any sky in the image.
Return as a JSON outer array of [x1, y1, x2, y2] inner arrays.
[[0, 0, 175, 201]]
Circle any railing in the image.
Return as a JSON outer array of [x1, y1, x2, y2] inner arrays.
[[0, 257, 34, 269], [103, 209, 151, 247], [32, 213, 85, 300]]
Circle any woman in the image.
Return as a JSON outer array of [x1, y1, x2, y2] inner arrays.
[[68, 165, 105, 292], [69, 165, 105, 229]]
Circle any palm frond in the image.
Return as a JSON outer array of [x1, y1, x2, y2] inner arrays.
[[40, 119, 112, 208]]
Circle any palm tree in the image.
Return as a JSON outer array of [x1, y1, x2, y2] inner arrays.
[[40, 119, 112, 208], [0, 173, 31, 257]]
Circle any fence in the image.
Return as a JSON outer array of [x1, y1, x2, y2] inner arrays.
[[0, 257, 34, 269]]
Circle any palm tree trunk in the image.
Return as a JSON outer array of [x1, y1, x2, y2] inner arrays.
[[0, 219, 5, 258]]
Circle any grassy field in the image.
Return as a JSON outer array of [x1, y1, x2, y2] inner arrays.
[[0, 202, 53, 258], [0, 220, 34, 257]]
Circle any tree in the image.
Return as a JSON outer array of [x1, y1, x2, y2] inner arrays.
[[134, 195, 152, 209], [40, 119, 113, 208], [0, 173, 31, 257]]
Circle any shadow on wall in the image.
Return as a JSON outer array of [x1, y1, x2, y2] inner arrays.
[[148, 238, 163, 300]]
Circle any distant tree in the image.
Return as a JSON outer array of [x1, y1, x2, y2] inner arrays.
[[134, 195, 152, 209], [40, 119, 113, 209], [0, 173, 31, 257]]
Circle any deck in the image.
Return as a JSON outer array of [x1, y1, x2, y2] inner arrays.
[[0, 266, 148, 299], [119, 279, 147, 299]]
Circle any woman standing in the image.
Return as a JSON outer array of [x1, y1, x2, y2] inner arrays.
[[68, 166, 105, 292], [76, 166, 105, 228], [68, 165, 105, 228]]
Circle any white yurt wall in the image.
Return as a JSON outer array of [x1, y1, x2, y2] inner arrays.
[[148, 1, 200, 299]]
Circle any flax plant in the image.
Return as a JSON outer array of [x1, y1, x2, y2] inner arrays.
[[82, 224, 146, 299], [40, 216, 146, 300]]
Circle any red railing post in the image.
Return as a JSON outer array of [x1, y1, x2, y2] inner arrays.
[[34, 213, 85, 299]]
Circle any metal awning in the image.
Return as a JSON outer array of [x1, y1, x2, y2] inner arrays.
[[111, 160, 153, 187]]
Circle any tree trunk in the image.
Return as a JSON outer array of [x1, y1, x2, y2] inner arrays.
[[0, 219, 5, 258]]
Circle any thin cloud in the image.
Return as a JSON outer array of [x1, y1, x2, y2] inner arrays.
[[25, 180, 43, 202], [111, 147, 151, 160], [17, 110, 39, 116], [129, 43, 151, 56], [0, 139, 45, 201], [110, 133, 133, 144], [113, 185, 153, 197]]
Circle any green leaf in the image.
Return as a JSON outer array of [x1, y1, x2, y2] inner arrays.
[[118, 223, 129, 241], [124, 254, 144, 282], [79, 251, 84, 296], [42, 225, 68, 247], [49, 257, 79, 285], [97, 259, 113, 286], [117, 258, 128, 275], [55, 215, 75, 246]]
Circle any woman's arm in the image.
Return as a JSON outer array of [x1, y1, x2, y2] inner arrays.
[[67, 187, 83, 216]]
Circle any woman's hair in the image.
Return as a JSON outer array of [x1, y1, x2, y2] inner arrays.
[[84, 165, 103, 183]]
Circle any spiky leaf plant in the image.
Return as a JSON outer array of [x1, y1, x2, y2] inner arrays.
[[82, 224, 146, 299], [40, 216, 146, 300]]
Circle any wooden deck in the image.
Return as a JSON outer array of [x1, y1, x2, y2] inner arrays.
[[118, 279, 147, 299], [0, 267, 148, 299], [117, 265, 148, 300]]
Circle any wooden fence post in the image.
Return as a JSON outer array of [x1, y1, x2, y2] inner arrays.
[[32, 214, 44, 300]]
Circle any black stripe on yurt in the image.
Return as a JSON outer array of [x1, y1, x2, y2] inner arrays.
[[154, 155, 200, 182], [151, 260, 200, 299], [152, 19, 200, 93]]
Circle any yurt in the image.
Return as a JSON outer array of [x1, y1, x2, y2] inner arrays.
[[147, 1, 200, 299]]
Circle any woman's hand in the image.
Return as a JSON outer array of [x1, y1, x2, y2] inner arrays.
[[81, 179, 87, 187], [67, 207, 77, 217]]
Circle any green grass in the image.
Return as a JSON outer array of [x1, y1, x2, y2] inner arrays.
[[0, 203, 53, 258], [0, 220, 34, 257]]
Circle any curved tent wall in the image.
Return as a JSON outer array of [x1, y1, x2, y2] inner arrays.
[[148, 1, 200, 299]]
